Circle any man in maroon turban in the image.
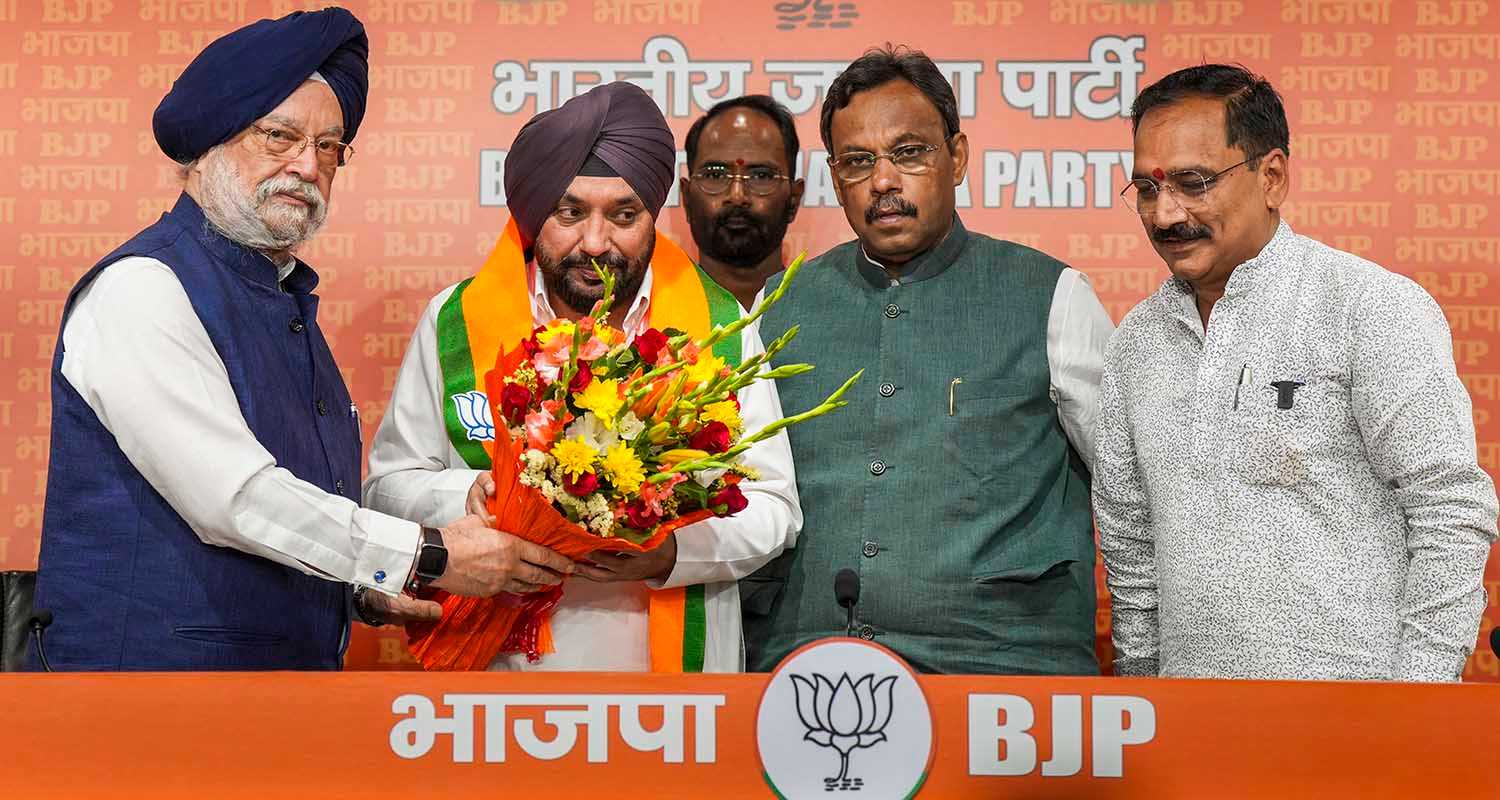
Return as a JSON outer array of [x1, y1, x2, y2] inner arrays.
[[365, 82, 802, 673]]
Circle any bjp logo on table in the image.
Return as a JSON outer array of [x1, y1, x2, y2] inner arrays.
[[757, 639, 932, 798], [789, 672, 898, 790]]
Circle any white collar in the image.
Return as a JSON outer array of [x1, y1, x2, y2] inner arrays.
[[525, 262, 654, 339]]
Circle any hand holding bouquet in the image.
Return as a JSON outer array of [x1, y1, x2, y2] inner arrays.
[[408, 256, 859, 670]]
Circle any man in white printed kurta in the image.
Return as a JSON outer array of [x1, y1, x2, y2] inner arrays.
[[365, 82, 800, 672], [1095, 64, 1497, 681]]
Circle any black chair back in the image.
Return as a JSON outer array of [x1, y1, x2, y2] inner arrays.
[[1, 571, 37, 671]]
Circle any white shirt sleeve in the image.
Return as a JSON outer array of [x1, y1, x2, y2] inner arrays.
[[362, 285, 484, 527], [60, 257, 419, 595], [654, 318, 804, 588], [1046, 267, 1115, 471]]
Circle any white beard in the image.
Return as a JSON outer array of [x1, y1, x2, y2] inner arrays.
[[196, 146, 328, 254]]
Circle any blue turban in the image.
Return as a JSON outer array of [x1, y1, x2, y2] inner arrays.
[[152, 8, 369, 164], [504, 82, 677, 248]]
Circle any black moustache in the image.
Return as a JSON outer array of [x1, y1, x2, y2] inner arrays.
[[715, 209, 763, 229], [560, 254, 629, 273], [1152, 224, 1210, 243], [865, 197, 918, 224]]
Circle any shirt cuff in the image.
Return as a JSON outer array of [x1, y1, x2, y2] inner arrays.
[[352, 510, 421, 595], [647, 520, 715, 590], [1113, 656, 1160, 677]]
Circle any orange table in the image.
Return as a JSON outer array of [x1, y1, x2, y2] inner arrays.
[[2, 665, 1496, 798]]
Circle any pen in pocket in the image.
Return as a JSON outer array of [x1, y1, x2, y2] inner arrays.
[[1232, 364, 1251, 410]]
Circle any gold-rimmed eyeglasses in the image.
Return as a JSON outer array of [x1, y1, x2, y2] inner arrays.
[[1119, 158, 1252, 215], [827, 142, 944, 184], [690, 166, 790, 196], [249, 124, 354, 168]]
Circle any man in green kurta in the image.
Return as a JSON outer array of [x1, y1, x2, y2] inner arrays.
[[744, 46, 1115, 674]]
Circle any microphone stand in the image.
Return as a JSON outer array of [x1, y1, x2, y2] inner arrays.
[[29, 611, 54, 672]]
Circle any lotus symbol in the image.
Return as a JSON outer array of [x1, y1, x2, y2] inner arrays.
[[790, 672, 897, 789], [451, 391, 495, 441]]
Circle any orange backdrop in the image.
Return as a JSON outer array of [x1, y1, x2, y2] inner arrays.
[[1, 0, 1498, 675]]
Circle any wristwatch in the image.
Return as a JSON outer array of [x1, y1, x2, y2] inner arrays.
[[405, 526, 448, 593]]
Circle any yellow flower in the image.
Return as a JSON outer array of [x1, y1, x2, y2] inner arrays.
[[683, 353, 725, 386], [535, 320, 576, 346], [659, 448, 708, 466], [574, 378, 623, 428], [700, 400, 742, 435], [600, 442, 646, 495], [551, 436, 597, 479]]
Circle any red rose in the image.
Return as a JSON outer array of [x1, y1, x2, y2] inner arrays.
[[521, 325, 547, 357], [622, 499, 661, 529], [568, 366, 593, 393], [563, 472, 599, 497], [635, 328, 669, 365], [500, 383, 533, 424], [689, 420, 732, 453], [711, 484, 748, 516]]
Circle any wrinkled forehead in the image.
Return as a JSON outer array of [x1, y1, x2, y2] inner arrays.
[[697, 109, 789, 166], [556, 174, 644, 209], [1132, 96, 1239, 176]]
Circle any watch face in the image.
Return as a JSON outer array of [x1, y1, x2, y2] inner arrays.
[[417, 529, 447, 579]]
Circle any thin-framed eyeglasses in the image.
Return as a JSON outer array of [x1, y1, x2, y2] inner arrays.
[[249, 124, 355, 168], [1119, 158, 1253, 215], [827, 141, 944, 185], [690, 166, 790, 196]]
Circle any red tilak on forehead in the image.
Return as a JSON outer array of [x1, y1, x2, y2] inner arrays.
[[735, 158, 745, 167], [1151, 167, 1165, 180]]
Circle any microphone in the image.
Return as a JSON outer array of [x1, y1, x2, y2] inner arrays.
[[1490, 627, 1499, 660], [29, 610, 54, 673], [834, 569, 860, 638]]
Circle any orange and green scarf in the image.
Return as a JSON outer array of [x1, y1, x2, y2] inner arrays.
[[434, 218, 741, 672]]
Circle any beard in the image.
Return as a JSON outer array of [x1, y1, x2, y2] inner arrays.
[[688, 202, 793, 269], [534, 234, 654, 316], [196, 146, 328, 253]]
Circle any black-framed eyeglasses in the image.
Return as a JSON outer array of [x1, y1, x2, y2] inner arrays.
[[1119, 158, 1252, 215], [690, 166, 790, 197], [827, 142, 944, 184], [249, 124, 354, 168]]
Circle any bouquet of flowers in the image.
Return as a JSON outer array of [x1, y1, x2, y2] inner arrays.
[[407, 256, 859, 670]]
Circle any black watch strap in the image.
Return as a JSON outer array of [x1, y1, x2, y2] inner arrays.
[[406, 526, 448, 593]]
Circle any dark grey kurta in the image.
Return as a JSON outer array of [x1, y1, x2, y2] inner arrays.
[[744, 217, 1098, 675]]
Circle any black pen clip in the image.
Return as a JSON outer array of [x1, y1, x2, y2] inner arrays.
[[1271, 380, 1305, 410]]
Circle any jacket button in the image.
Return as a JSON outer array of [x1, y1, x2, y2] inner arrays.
[[869, 459, 886, 476], [883, 303, 901, 319], [335, 479, 346, 493], [289, 317, 306, 334], [858, 625, 876, 640], [878, 382, 896, 397], [316, 399, 329, 415], [862, 541, 879, 558]]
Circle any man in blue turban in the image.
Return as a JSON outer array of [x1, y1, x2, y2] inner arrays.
[[32, 8, 572, 671]]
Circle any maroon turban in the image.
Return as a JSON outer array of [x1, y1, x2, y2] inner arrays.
[[503, 82, 676, 248]]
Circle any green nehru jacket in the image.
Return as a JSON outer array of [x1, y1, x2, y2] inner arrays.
[[745, 216, 1098, 675]]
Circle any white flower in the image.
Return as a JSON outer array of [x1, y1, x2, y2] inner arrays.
[[694, 467, 728, 488], [617, 411, 645, 441], [564, 412, 619, 451]]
